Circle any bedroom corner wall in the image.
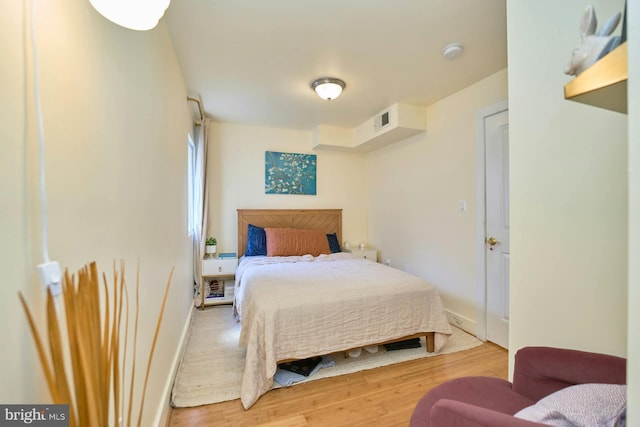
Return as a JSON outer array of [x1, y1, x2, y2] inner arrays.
[[1, 1, 193, 425], [1, 0, 38, 404], [507, 0, 627, 367], [628, 0, 639, 421], [365, 69, 508, 333], [207, 122, 368, 253]]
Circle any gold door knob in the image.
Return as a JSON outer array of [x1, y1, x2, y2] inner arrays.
[[486, 237, 499, 246]]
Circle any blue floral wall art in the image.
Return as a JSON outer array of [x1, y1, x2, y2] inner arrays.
[[265, 151, 317, 195]]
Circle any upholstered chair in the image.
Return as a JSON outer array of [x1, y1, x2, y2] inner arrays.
[[410, 346, 627, 426]]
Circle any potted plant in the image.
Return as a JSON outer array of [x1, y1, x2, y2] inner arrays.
[[205, 237, 217, 256]]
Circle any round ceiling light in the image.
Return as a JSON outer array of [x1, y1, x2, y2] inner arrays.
[[89, 0, 171, 31], [442, 43, 463, 59], [311, 77, 346, 100]]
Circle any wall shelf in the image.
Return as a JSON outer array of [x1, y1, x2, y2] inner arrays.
[[564, 42, 627, 114]]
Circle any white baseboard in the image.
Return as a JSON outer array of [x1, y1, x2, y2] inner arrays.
[[153, 303, 195, 427], [445, 309, 477, 336]]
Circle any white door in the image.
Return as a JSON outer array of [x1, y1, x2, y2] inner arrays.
[[485, 109, 510, 349]]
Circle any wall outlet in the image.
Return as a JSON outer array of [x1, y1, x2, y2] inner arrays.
[[385, 259, 391, 266], [445, 309, 476, 335], [38, 261, 63, 296]]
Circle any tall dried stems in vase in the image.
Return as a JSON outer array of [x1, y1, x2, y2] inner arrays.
[[18, 261, 173, 427]]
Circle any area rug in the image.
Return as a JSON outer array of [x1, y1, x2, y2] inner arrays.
[[171, 305, 482, 408]]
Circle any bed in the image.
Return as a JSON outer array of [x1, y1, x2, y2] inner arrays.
[[234, 209, 452, 409]]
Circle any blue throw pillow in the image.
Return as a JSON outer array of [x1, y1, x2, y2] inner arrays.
[[246, 224, 267, 256], [327, 233, 341, 253]]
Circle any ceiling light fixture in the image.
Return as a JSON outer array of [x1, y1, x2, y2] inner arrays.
[[89, 0, 171, 31], [311, 77, 346, 100], [442, 43, 463, 59]]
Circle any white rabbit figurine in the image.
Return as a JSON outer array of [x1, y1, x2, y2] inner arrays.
[[565, 5, 622, 76]]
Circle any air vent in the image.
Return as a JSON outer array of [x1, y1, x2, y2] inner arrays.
[[374, 111, 390, 132]]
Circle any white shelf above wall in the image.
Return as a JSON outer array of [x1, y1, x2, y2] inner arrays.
[[312, 103, 427, 152]]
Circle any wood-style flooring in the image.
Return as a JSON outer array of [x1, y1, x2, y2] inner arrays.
[[168, 342, 508, 427]]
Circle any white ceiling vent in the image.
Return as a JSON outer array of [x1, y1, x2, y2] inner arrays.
[[374, 110, 391, 132]]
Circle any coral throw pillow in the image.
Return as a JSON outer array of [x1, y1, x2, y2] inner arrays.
[[265, 228, 331, 257]]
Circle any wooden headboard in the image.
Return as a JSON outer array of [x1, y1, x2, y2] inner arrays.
[[237, 209, 342, 257]]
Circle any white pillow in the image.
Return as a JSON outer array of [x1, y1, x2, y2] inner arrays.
[[514, 383, 626, 427]]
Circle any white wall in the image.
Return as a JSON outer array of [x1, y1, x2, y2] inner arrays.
[[1, 0, 40, 405], [207, 122, 368, 253], [627, 0, 639, 422], [1, 1, 193, 425], [507, 0, 627, 367], [366, 70, 508, 331]]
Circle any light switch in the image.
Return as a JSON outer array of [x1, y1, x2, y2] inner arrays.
[[458, 200, 467, 213]]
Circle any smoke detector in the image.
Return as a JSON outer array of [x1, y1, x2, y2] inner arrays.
[[442, 43, 463, 59]]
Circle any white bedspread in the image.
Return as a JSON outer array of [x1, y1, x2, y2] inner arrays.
[[234, 253, 452, 409]]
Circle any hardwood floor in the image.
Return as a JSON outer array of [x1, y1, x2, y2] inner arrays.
[[168, 342, 508, 427]]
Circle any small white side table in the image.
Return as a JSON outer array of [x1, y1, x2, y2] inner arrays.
[[201, 257, 238, 308], [344, 246, 377, 262]]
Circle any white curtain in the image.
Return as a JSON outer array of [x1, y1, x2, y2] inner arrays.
[[193, 118, 210, 306]]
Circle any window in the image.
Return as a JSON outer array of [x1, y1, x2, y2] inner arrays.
[[187, 134, 196, 236]]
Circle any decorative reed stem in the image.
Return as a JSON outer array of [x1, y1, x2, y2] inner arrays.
[[19, 261, 173, 427]]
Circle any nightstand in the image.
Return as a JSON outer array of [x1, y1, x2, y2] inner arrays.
[[344, 246, 377, 262], [201, 256, 238, 308]]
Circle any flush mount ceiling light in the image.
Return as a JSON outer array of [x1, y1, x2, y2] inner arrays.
[[442, 43, 464, 59], [311, 77, 346, 100], [89, 0, 171, 31]]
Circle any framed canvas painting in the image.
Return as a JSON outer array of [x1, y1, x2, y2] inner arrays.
[[265, 151, 317, 195]]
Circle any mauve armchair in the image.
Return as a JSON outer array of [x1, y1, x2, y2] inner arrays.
[[410, 346, 627, 427]]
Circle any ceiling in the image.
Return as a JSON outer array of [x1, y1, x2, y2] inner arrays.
[[165, 0, 507, 131]]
